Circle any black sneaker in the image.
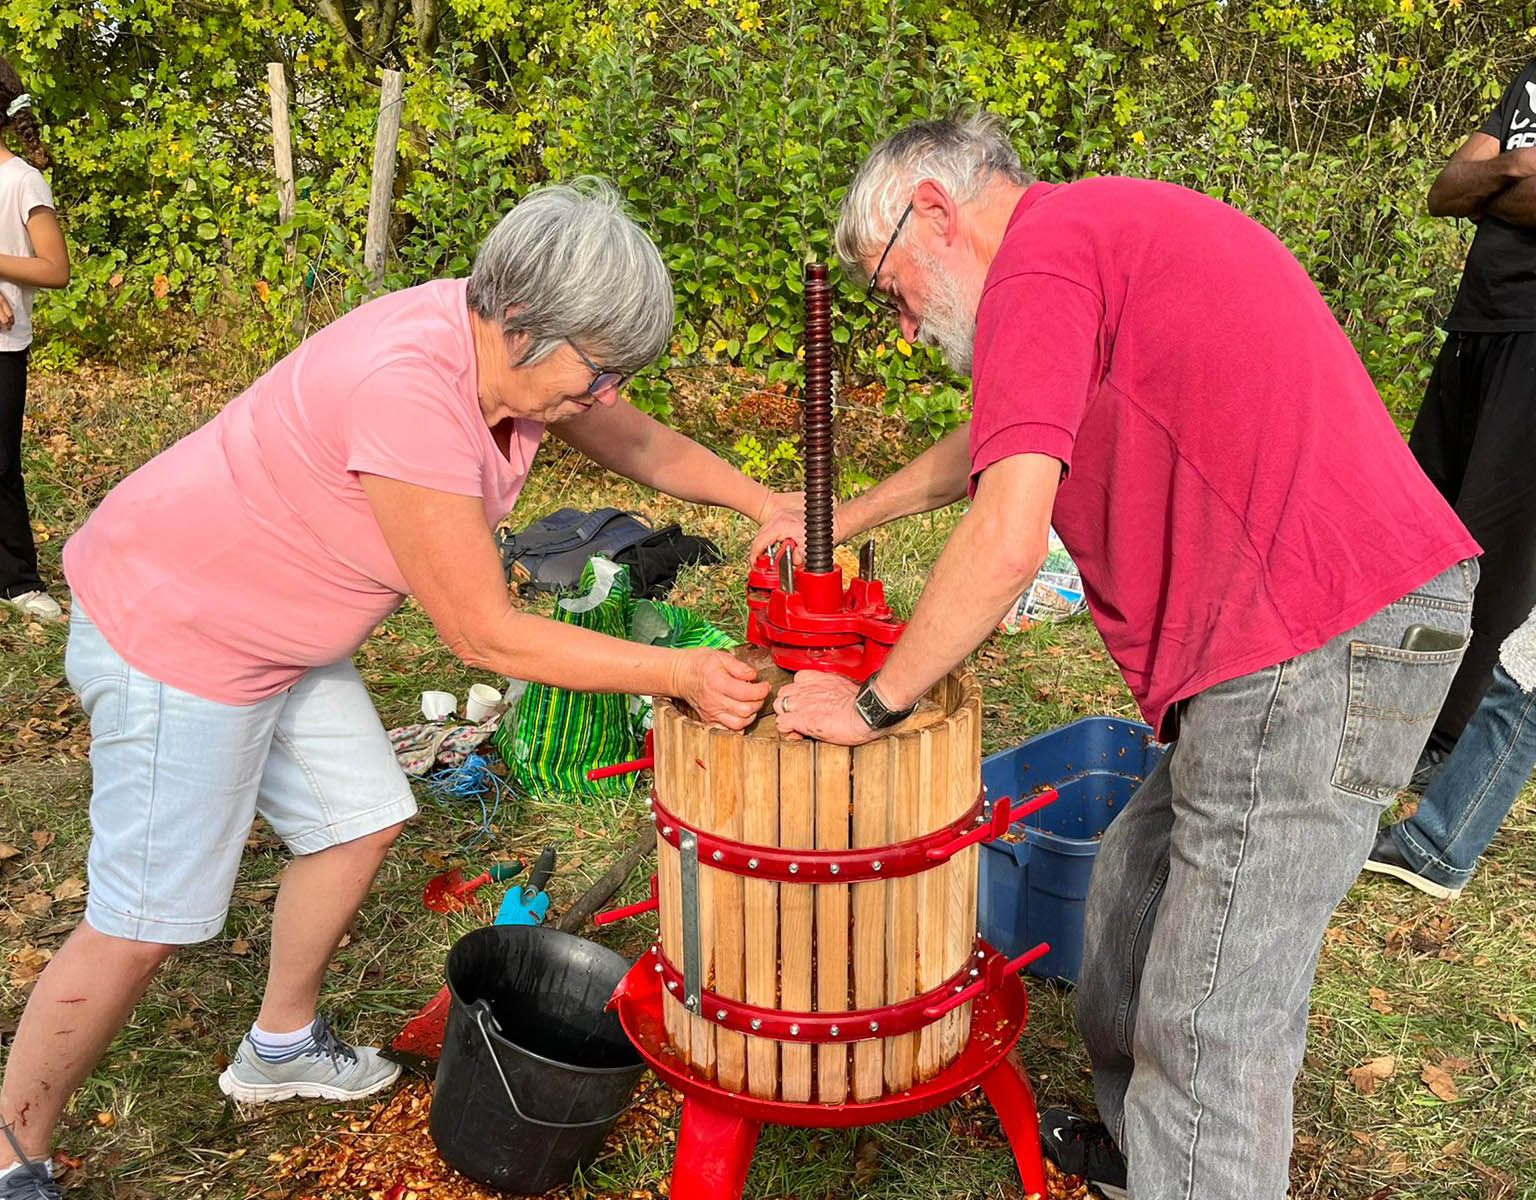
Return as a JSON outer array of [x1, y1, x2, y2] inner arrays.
[[1408, 745, 1449, 794], [1039, 1107, 1127, 1200], [1361, 828, 1462, 899], [0, 1122, 64, 1199]]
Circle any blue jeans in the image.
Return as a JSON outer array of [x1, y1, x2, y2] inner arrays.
[[1075, 560, 1475, 1199], [1391, 646, 1536, 890]]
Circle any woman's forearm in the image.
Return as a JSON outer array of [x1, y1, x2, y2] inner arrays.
[[554, 399, 771, 518], [454, 607, 683, 695]]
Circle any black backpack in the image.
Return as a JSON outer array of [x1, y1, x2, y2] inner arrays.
[[497, 507, 723, 600]]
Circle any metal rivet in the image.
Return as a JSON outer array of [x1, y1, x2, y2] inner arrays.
[[790, 1023, 800, 1036], [667, 980, 678, 991], [662, 825, 673, 836], [654, 963, 663, 973], [750, 1018, 762, 1031], [872, 861, 883, 872], [716, 1009, 727, 1021], [789, 863, 800, 875], [748, 858, 759, 869], [829, 864, 840, 875], [830, 1025, 840, 1037], [955, 985, 965, 993], [869, 1021, 879, 1032], [712, 850, 723, 863]]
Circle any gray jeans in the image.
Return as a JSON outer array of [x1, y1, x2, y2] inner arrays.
[[1076, 560, 1477, 1199]]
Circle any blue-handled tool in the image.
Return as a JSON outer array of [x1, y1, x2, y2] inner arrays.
[[495, 845, 555, 926]]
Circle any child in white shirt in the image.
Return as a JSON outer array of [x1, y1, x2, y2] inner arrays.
[[0, 55, 70, 623]]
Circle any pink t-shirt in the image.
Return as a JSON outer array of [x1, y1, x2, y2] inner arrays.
[[65, 279, 543, 703], [969, 179, 1479, 738]]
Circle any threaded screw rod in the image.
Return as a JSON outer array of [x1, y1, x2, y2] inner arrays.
[[802, 262, 835, 576]]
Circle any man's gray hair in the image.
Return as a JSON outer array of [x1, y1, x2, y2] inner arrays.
[[836, 112, 1032, 281], [467, 177, 674, 370]]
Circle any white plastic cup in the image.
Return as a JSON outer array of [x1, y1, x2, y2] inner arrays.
[[464, 683, 504, 723], [421, 690, 458, 721]]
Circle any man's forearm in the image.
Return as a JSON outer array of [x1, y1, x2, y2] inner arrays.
[[840, 423, 973, 539], [871, 454, 1058, 709], [873, 496, 1045, 710], [1428, 151, 1533, 219], [1485, 175, 1536, 227]]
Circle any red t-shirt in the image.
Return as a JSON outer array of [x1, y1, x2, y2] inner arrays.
[[969, 178, 1479, 738]]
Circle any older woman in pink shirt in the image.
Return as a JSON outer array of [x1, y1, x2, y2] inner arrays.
[[0, 179, 792, 1194]]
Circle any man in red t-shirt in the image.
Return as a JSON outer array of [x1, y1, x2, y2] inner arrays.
[[769, 115, 1479, 1199]]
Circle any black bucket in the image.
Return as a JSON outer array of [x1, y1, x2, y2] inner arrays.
[[430, 925, 644, 1193]]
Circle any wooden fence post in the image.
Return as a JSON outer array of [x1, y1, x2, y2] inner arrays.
[[266, 63, 296, 263], [364, 68, 405, 293]]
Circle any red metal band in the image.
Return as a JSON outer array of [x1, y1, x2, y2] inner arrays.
[[643, 939, 1051, 1043], [647, 787, 1059, 884], [649, 788, 987, 883]]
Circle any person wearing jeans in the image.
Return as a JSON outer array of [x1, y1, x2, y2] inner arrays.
[[766, 115, 1479, 1200], [1365, 602, 1536, 898]]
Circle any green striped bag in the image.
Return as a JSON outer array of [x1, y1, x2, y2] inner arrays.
[[493, 558, 735, 797]]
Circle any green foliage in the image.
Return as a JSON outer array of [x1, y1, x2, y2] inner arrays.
[[2, 0, 1530, 432], [731, 432, 801, 487]]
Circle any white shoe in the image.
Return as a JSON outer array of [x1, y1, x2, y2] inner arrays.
[[217, 1018, 401, 1104], [2, 590, 63, 622]]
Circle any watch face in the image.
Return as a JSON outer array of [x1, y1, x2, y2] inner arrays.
[[856, 683, 895, 729]]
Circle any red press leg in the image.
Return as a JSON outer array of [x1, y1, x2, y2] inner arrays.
[[668, 1095, 762, 1200], [980, 1049, 1048, 1199]]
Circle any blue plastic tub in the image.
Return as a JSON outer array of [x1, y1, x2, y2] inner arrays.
[[978, 716, 1166, 984]]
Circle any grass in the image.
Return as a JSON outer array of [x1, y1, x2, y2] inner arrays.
[[1, 347, 1533, 1199]]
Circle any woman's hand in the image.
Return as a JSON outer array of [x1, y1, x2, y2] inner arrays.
[[749, 490, 811, 562], [671, 648, 771, 730], [0, 294, 13, 331]]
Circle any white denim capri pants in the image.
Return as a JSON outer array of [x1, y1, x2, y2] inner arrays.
[[64, 605, 418, 944]]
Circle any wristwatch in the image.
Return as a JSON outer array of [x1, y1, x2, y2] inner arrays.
[[854, 673, 918, 730]]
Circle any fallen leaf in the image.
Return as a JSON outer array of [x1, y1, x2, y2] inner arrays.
[[52, 877, 86, 902], [17, 891, 53, 917], [7, 944, 52, 985], [0, 842, 19, 862], [1438, 1055, 1472, 1072], [95, 1111, 115, 1127], [1347, 1055, 1396, 1096], [31, 830, 55, 851], [1421, 1062, 1459, 1102], [1368, 987, 1394, 1014], [230, 937, 251, 956]]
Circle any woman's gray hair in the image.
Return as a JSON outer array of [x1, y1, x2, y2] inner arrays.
[[835, 112, 1032, 281], [467, 177, 674, 370]]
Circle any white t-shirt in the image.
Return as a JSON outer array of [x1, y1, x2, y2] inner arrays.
[[0, 156, 56, 353]]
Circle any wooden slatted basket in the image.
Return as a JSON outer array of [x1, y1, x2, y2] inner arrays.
[[651, 669, 982, 1103]]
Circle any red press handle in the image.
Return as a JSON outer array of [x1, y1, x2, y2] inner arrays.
[[923, 942, 1052, 1019], [925, 789, 1060, 861], [586, 730, 656, 781], [593, 874, 660, 927]]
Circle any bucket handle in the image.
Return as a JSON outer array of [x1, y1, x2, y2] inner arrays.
[[471, 1002, 633, 1130]]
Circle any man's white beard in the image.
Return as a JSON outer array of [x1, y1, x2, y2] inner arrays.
[[912, 247, 979, 376]]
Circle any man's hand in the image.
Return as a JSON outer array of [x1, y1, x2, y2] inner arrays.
[[773, 671, 877, 745], [672, 648, 771, 730], [749, 490, 807, 562], [0, 294, 12, 331]]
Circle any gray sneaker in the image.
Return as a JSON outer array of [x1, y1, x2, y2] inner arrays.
[[0, 1122, 63, 1200], [217, 1016, 401, 1104]]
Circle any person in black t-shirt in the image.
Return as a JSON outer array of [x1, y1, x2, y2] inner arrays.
[[1406, 58, 1536, 772]]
